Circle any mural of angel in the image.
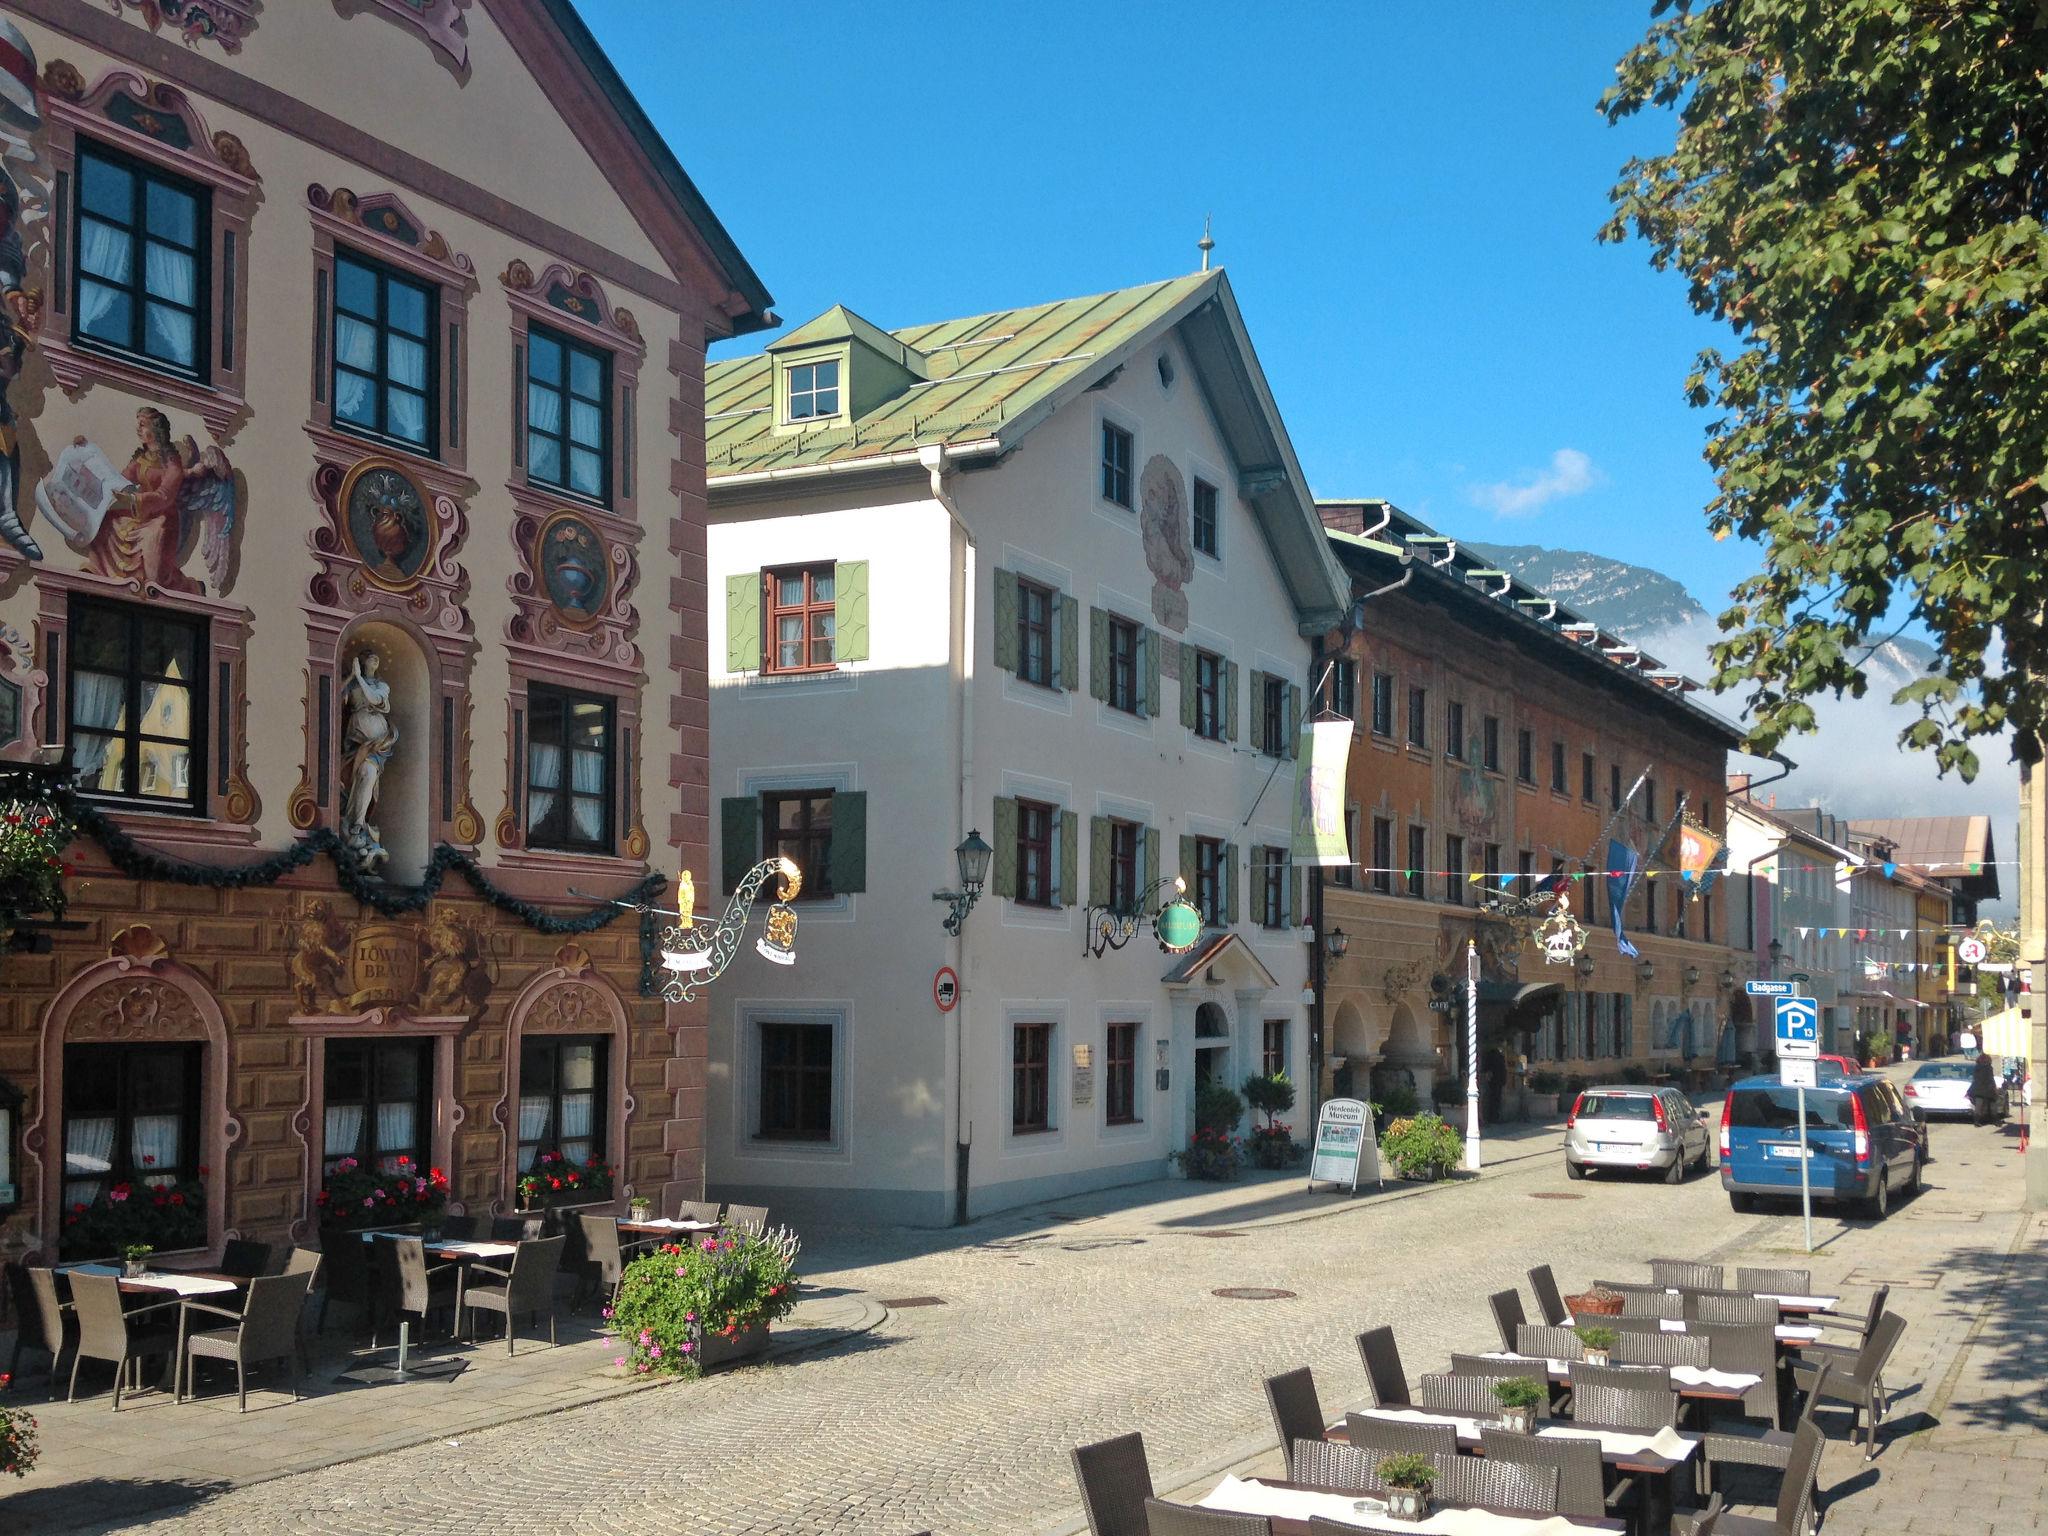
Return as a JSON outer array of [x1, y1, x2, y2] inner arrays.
[[35, 409, 238, 593]]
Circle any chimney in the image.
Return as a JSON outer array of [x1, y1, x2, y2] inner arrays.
[[1318, 503, 1368, 535], [1727, 772, 1751, 798]]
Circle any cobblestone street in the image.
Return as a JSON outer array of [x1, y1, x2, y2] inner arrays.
[[8, 1095, 2043, 1535]]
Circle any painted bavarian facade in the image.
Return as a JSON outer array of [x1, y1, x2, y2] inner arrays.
[[704, 272, 1347, 1224], [1313, 502, 1745, 1109], [0, 1, 770, 1258]]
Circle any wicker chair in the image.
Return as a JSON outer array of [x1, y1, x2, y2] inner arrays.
[[175, 1271, 314, 1411], [1515, 1323, 1584, 1362], [1488, 1287, 1527, 1353], [1700, 1420, 1824, 1536], [1622, 1289, 1684, 1319], [1527, 1263, 1569, 1327], [315, 1227, 371, 1333], [1693, 1321, 1780, 1423], [439, 1214, 480, 1241], [1356, 1326, 1410, 1407], [1698, 1361, 1831, 1522], [1613, 1330, 1709, 1368], [1806, 1284, 1891, 1351], [1142, 1501, 1271, 1535], [675, 1200, 724, 1224], [5, 1264, 73, 1387], [490, 1215, 548, 1242], [1652, 1259, 1726, 1290], [1263, 1367, 1325, 1476], [1697, 1294, 1777, 1327], [459, 1233, 566, 1355], [1674, 1493, 1727, 1536], [1449, 1353, 1545, 1382], [370, 1235, 457, 1348], [576, 1212, 629, 1312], [277, 1247, 322, 1371], [1430, 1451, 1559, 1516], [218, 1238, 274, 1279], [1478, 1427, 1628, 1521], [1572, 1379, 1678, 1431], [1071, 1431, 1152, 1536], [1736, 1267, 1811, 1296], [66, 1271, 178, 1409], [1344, 1413, 1457, 1461], [1792, 1312, 1905, 1458], [1571, 1360, 1672, 1395], [723, 1203, 770, 1234], [1416, 1372, 1497, 1415], [1293, 1437, 1383, 1493], [1604, 1315, 1668, 1333]]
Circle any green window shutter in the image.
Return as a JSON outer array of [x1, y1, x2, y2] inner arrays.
[[1287, 683, 1303, 758], [1089, 608, 1109, 702], [1058, 808, 1078, 907], [1089, 815, 1112, 907], [993, 569, 1019, 673], [720, 795, 760, 892], [724, 573, 762, 673], [1144, 826, 1161, 897], [834, 561, 870, 663], [992, 796, 1018, 898], [1224, 660, 1240, 742], [1144, 630, 1161, 718], [1179, 834, 1196, 893], [1179, 644, 1198, 729], [826, 789, 867, 894], [1058, 594, 1079, 692], [1249, 670, 1267, 756], [1224, 842, 1239, 925]]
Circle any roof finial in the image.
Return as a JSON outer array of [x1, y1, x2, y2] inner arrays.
[[1197, 214, 1215, 273]]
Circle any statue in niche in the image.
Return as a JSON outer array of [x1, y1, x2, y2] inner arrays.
[[340, 650, 398, 873]]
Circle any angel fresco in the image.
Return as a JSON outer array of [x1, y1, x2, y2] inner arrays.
[[35, 407, 238, 595]]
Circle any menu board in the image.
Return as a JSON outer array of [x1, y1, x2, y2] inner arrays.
[[1308, 1097, 1381, 1193]]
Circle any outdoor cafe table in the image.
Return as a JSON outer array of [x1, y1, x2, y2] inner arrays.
[[1476, 1351, 1764, 1406], [58, 1262, 245, 1300], [1198, 1474, 1626, 1535], [358, 1232, 517, 1263]]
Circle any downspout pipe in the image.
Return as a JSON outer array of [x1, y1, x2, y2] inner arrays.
[[923, 445, 978, 1227]]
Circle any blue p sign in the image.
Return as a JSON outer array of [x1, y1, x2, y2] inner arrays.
[[1774, 996, 1820, 1059]]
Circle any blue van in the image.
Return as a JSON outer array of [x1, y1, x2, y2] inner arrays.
[[1719, 1074, 1925, 1218]]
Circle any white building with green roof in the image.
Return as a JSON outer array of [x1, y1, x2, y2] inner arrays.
[[704, 269, 1348, 1224]]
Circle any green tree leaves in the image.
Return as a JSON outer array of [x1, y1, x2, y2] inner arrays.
[[1602, 0, 2048, 779]]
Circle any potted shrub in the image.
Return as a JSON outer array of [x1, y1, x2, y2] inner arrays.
[[608, 1223, 802, 1376], [121, 1242, 153, 1279], [1172, 1126, 1244, 1181], [1241, 1072, 1305, 1169], [1490, 1375, 1547, 1435], [1376, 1453, 1435, 1522], [0, 1376, 39, 1478], [1525, 1070, 1564, 1118], [1379, 1113, 1464, 1181], [627, 1195, 653, 1223], [1575, 1324, 1618, 1367], [314, 1155, 450, 1231]]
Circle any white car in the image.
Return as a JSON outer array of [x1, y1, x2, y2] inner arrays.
[[1904, 1060, 2005, 1120], [1564, 1086, 1713, 1183]]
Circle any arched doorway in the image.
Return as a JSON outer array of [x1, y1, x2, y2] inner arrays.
[[1380, 1000, 1435, 1103], [1193, 1001, 1230, 1092], [1330, 998, 1373, 1099]]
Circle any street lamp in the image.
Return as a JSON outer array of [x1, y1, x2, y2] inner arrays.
[[1718, 966, 1737, 992], [934, 829, 994, 936], [1767, 938, 1784, 977], [1637, 957, 1657, 986], [1575, 953, 1596, 982], [1682, 964, 1700, 992], [1325, 925, 1349, 961]]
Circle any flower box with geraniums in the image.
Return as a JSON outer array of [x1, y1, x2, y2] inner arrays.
[[59, 1167, 207, 1262], [1377, 1453, 1435, 1523], [1379, 1113, 1464, 1181], [0, 799, 72, 951], [513, 1149, 615, 1212], [0, 1374, 39, 1480], [1575, 1324, 1618, 1367], [607, 1223, 801, 1378], [1490, 1375, 1547, 1435], [313, 1155, 450, 1231]]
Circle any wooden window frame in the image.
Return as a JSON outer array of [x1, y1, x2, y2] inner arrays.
[[1406, 824, 1427, 899], [60, 1041, 201, 1211], [65, 595, 209, 814], [1194, 650, 1224, 741], [1445, 835, 1465, 905], [1321, 659, 1357, 722], [1262, 1019, 1288, 1079], [1101, 421, 1134, 508], [330, 246, 442, 458], [515, 1034, 609, 1170], [1259, 674, 1288, 757], [1195, 835, 1226, 926], [1371, 672, 1394, 737], [1106, 615, 1139, 714], [321, 1038, 433, 1174], [1012, 1022, 1053, 1133], [762, 563, 838, 675], [524, 682, 615, 855], [1016, 577, 1055, 688], [1406, 685, 1429, 749], [763, 789, 836, 901], [757, 1020, 834, 1142], [1516, 728, 1535, 785], [1446, 700, 1465, 763], [1483, 715, 1501, 772], [1107, 819, 1140, 915], [1256, 846, 1286, 929], [70, 137, 212, 383], [786, 357, 840, 422], [523, 320, 613, 507], [1015, 798, 1055, 908], [1371, 816, 1393, 895], [1192, 477, 1219, 556]]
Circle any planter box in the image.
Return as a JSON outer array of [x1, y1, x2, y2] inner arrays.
[[699, 1323, 770, 1370], [1525, 1092, 1561, 1119]]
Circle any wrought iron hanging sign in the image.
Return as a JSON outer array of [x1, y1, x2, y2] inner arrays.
[[1083, 876, 1202, 958], [658, 857, 802, 1003]]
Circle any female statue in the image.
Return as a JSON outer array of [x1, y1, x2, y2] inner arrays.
[[340, 650, 397, 871]]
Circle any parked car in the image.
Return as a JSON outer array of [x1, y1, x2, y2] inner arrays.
[[1904, 1059, 2007, 1121], [1817, 1053, 1861, 1077], [1564, 1085, 1713, 1184], [1719, 1074, 1924, 1217]]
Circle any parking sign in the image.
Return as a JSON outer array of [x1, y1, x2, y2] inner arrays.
[[1774, 996, 1820, 1059]]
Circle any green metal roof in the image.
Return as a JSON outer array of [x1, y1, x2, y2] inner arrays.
[[705, 272, 1214, 475]]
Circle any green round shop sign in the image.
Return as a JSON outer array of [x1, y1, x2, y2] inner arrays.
[[1155, 899, 1202, 953]]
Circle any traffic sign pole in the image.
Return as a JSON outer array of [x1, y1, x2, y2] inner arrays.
[[1797, 1084, 1812, 1252], [1774, 995, 1820, 1254]]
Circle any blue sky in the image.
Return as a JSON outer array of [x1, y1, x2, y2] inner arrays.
[[580, 0, 1745, 604]]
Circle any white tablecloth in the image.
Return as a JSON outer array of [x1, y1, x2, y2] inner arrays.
[[626, 1218, 717, 1231], [1654, 1319, 1819, 1342], [1480, 1351, 1760, 1392], [1199, 1476, 1608, 1534], [1754, 1293, 1838, 1310], [432, 1240, 516, 1258], [64, 1263, 238, 1297], [1353, 1407, 1696, 1462]]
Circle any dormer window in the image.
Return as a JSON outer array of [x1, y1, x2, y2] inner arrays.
[[787, 359, 840, 422]]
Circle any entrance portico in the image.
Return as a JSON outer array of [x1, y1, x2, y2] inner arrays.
[[1163, 933, 1285, 1156]]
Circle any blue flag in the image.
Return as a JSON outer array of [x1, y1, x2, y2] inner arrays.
[[1606, 838, 1641, 959]]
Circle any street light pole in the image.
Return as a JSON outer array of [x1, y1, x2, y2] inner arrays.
[[1465, 938, 1482, 1172]]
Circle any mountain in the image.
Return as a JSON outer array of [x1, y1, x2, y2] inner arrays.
[[1467, 541, 1942, 691]]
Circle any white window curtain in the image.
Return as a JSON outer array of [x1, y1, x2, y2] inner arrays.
[[64, 1114, 116, 1206], [569, 748, 604, 841], [526, 742, 562, 834], [387, 334, 426, 391], [76, 218, 130, 336], [559, 1091, 592, 1141], [527, 379, 563, 482], [324, 1103, 365, 1168], [375, 1102, 416, 1168], [130, 1112, 182, 1183], [518, 1094, 550, 1168], [68, 671, 128, 782]]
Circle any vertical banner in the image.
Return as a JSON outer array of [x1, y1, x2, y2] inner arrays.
[[1291, 719, 1354, 869], [1606, 838, 1642, 959]]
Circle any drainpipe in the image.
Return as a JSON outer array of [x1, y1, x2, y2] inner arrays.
[[923, 445, 978, 1227]]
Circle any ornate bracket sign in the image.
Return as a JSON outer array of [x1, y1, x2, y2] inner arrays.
[[1083, 876, 1194, 959], [1533, 896, 1588, 966], [658, 858, 801, 1004]]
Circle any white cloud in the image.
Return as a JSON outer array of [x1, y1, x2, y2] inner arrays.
[[1468, 448, 1601, 518]]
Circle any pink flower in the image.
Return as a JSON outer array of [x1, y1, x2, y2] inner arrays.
[[675, 1266, 685, 1277], [649, 1345, 662, 1360], [612, 1356, 626, 1368], [109, 1188, 128, 1204], [601, 1306, 613, 1320], [680, 1341, 695, 1355], [362, 1196, 375, 1207], [638, 1330, 652, 1346], [635, 1362, 650, 1374], [684, 1312, 696, 1323], [701, 1239, 716, 1252]]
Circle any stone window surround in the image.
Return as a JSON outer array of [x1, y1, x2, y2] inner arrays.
[[492, 955, 637, 1211], [1003, 1004, 1065, 1149], [732, 999, 851, 1162]]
